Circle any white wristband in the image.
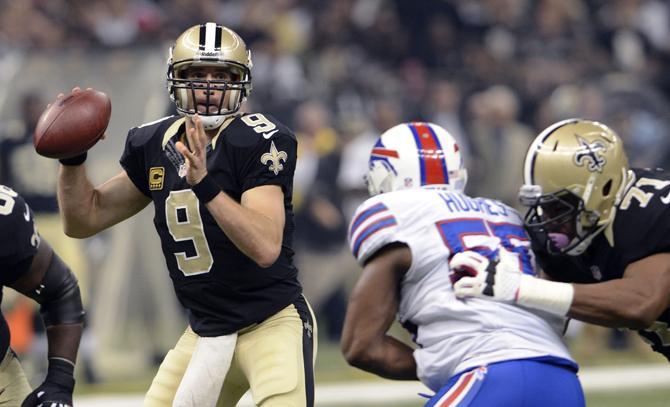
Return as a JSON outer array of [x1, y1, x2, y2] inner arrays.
[[516, 275, 574, 316]]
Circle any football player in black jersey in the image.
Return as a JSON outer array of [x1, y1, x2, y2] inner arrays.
[[450, 119, 670, 361], [0, 185, 84, 406], [55, 23, 315, 406]]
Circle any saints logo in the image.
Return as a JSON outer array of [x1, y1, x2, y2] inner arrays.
[[261, 141, 288, 175], [574, 135, 607, 172]]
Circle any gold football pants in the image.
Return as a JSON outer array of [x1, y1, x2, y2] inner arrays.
[[144, 295, 317, 406], [0, 349, 32, 405]]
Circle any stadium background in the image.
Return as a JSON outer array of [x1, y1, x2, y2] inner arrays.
[[0, 0, 669, 405]]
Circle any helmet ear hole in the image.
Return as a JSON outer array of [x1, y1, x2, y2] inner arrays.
[[602, 179, 612, 197]]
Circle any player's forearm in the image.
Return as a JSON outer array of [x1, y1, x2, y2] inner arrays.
[[205, 192, 282, 267], [516, 274, 657, 328], [58, 165, 99, 237], [45, 323, 83, 363], [343, 335, 417, 380], [569, 281, 662, 329], [59, 168, 150, 238]]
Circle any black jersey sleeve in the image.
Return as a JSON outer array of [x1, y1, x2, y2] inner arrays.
[[229, 114, 298, 194], [0, 185, 39, 284], [119, 126, 151, 197], [615, 168, 670, 263]]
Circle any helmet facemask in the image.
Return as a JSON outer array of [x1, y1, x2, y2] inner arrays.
[[168, 62, 250, 130], [522, 188, 601, 255]]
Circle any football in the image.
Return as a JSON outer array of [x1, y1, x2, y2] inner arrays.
[[34, 89, 111, 159]]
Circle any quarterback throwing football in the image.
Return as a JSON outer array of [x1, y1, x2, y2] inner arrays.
[[56, 23, 315, 406]]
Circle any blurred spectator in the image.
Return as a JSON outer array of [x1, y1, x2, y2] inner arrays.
[[0, 92, 58, 212], [337, 99, 402, 220], [466, 85, 533, 205], [293, 100, 350, 343], [425, 79, 470, 163]]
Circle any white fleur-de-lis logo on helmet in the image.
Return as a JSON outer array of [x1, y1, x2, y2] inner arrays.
[[261, 141, 288, 175], [574, 135, 607, 172]]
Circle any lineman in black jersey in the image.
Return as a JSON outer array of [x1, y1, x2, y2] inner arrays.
[[55, 23, 315, 406], [0, 185, 84, 406], [450, 119, 670, 361]]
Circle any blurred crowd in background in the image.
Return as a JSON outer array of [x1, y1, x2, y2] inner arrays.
[[1, 0, 669, 384]]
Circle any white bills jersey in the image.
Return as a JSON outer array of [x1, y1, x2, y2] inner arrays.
[[348, 187, 575, 392]]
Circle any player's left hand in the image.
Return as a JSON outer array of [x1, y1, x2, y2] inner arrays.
[[449, 250, 522, 302], [22, 358, 75, 407], [21, 378, 74, 407], [176, 114, 209, 186]]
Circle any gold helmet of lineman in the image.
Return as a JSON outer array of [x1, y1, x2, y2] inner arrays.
[[167, 23, 253, 130], [519, 119, 630, 256]]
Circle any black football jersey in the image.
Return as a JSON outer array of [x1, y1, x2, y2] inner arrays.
[[534, 168, 670, 360], [120, 114, 302, 336], [0, 185, 40, 356]]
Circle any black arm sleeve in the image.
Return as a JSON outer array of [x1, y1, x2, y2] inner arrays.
[[25, 253, 85, 327]]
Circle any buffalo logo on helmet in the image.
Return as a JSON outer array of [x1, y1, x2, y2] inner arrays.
[[573, 135, 607, 172]]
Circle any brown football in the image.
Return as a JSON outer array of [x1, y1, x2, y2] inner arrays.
[[34, 89, 111, 159]]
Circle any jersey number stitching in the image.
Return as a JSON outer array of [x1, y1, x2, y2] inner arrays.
[[241, 114, 277, 138], [0, 185, 18, 216], [165, 190, 214, 276], [435, 217, 534, 275], [620, 177, 670, 210], [0, 186, 39, 247], [644, 321, 670, 347]]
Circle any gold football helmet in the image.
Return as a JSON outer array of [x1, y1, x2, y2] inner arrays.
[[519, 119, 630, 255], [167, 23, 252, 130]]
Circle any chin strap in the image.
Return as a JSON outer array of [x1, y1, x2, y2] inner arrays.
[[198, 114, 226, 130], [180, 112, 226, 130]]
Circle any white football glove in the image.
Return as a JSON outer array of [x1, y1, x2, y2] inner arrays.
[[449, 249, 575, 316], [449, 250, 522, 302]]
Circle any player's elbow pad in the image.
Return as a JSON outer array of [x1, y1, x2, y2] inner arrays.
[[28, 253, 86, 327]]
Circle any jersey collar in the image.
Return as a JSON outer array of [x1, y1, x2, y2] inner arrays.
[[162, 117, 186, 149], [210, 115, 238, 150], [161, 114, 238, 150]]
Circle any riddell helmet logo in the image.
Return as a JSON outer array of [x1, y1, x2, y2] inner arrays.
[[573, 135, 607, 172]]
